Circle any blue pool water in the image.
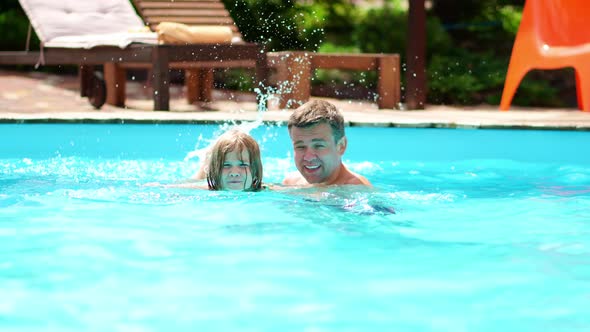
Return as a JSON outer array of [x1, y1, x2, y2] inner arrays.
[[1, 123, 590, 331]]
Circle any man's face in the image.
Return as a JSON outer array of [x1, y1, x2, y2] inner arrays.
[[220, 149, 253, 190], [289, 122, 346, 184]]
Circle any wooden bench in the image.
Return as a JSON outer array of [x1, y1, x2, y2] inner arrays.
[[175, 51, 401, 109], [177, 51, 401, 110], [268, 51, 400, 109], [105, 51, 400, 110]]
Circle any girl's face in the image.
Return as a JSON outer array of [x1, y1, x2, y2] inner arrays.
[[220, 149, 253, 190]]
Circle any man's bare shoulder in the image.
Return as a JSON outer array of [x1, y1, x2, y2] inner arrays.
[[282, 171, 308, 186], [339, 166, 372, 186], [339, 174, 371, 186], [354, 173, 373, 187]]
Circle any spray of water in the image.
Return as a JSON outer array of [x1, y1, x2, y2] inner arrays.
[[182, 52, 308, 165]]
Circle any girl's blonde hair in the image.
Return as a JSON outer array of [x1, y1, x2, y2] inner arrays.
[[206, 130, 263, 191]]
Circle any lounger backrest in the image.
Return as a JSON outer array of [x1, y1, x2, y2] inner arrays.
[[19, 0, 146, 43], [131, 0, 242, 38]]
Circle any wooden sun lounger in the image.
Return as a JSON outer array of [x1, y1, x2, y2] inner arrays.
[[102, 0, 269, 108], [0, 0, 268, 111]]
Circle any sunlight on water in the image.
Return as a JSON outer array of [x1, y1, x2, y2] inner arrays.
[[1, 124, 590, 331]]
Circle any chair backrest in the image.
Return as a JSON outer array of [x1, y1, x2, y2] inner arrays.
[[19, 0, 145, 43], [529, 0, 590, 47], [131, 0, 242, 38]]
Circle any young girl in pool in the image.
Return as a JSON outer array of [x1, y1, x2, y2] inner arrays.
[[195, 129, 263, 191], [146, 129, 263, 191]]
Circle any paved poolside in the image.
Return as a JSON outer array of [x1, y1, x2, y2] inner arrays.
[[1, 69, 590, 130]]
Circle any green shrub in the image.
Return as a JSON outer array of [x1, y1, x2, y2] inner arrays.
[[0, 9, 40, 51], [498, 5, 522, 35], [314, 42, 375, 89], [215, 68, 255, 92], [0, 0, 21, 12], [222, 0, 323, 51], [428, 51, 505, 104], [353, 4, 406, 55], [427, 50, 563, 106], [512, 70, 573, 108], [306, 0, 359, 45], [353, 4, 452, 58]]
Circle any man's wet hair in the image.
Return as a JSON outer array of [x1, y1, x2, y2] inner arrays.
[[287, 100, 345, 142]]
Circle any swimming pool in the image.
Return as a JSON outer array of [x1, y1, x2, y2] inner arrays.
[[1, 123, 590, 330]]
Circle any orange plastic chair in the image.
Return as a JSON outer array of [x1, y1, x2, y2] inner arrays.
[[500, 0, 590, 111]]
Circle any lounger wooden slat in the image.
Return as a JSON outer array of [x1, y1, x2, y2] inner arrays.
[[144, 22, 239, 34], [140, 3, 225, 10], [140, 0, 221, 2], [145, 17, 235, 25], [143, 9, 231, 17], [139, 3, 226, 9]]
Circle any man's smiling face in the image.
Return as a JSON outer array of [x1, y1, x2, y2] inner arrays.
[[289, 122, 346, 184]]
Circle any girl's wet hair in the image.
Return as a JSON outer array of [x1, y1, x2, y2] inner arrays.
[[206, 130, 263, 191]]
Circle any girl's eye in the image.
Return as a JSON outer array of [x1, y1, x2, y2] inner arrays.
[[240, 163, 250, 168], [295, 146, 305, 150], [313, 144, 326, 149], [223, 163, 231, 168]]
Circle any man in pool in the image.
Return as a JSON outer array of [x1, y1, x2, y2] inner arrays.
[[283, 100, 372, 187]]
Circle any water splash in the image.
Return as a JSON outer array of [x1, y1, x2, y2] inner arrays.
[[183, 52, 306, 164]]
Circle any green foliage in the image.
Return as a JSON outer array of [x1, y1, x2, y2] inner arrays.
[[222, 0, 323, 51], [431, 0, 523, 27], [353, 4, 452, 57], [498, 5, 522, 35], [314, 42, 376, 89], [0, 0, 20, 12], [512, 70, 571, 108], [317, 42, 360, 54], [353, 5, 406, 54], [289, 0, 360, 48], [427, 50, 563, 106], [307, 0, 358, 33], [428, 50, 507, 104], [215, 68, 255, 92], [0, 9, 40, 51], [433, 1, 523, 55]]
